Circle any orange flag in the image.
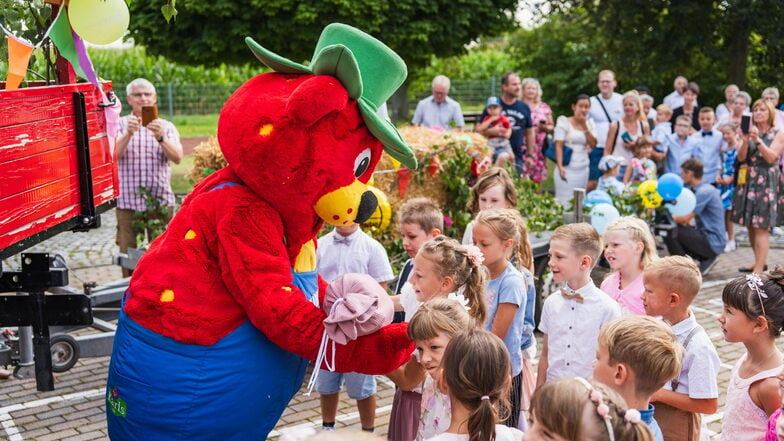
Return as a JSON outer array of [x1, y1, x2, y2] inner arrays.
[[6, 35, 34, 90]]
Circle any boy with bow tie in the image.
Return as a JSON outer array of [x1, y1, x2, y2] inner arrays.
[[690, 107, 723, 184], [536, 223, 621, 387]]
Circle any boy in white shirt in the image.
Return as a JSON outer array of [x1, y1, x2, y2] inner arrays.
[[536, 223, 621, 386], [642, 256, 720, 441], [316, 223, 395, 433]]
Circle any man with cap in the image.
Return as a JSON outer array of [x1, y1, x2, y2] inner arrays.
[[597, 155, 627, 195], [476, 96, 513, 166], [412, 75, 465, 131]]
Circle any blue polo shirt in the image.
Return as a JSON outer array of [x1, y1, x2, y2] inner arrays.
[[693, 182, 727, 255]]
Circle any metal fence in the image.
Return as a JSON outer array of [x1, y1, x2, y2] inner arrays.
[[114, 78, 503, 120]]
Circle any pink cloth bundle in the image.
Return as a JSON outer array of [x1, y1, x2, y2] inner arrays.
[[322, 273, 394, 345]]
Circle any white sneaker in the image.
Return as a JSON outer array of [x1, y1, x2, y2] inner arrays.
[[773, 227, 784, 236], [724, 240, 737, 253]]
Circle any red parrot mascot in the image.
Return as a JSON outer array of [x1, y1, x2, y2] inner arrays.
[[106, 24, 417, 440]]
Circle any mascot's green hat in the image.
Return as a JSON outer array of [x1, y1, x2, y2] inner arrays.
[[246, 23, 417, 169]]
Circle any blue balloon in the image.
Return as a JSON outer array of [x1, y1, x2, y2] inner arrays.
[[666, 188, 696, 216], [585, 190, 613, 206], [590, 203, 620, 235], [657, 173, 684, 201]]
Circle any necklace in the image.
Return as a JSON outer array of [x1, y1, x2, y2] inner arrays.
[[737, 351, 781, 382]]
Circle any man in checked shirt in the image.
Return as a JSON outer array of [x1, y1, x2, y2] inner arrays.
[[115, 78, 183, 277]]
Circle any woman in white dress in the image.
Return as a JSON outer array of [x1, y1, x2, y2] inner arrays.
[[554, 94, 597, 207]]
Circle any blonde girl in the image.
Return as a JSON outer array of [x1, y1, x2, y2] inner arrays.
[[405, 299, 472, 440], [388, 236, 487, 441], [428, 328, 522, 441], [717, 267, 784, 440], [605, 90, 651, 171], [462, 167, 517, 246], [472, 208, 529, 428], [601, 217, 658, 315], [526, 377, 654, 441]]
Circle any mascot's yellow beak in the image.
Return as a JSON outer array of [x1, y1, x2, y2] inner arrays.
[[314, 180, 378, 227]]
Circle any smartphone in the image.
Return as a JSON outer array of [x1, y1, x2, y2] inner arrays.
[[741, 115, 751, 134], [621, 131, 633, 143], [142, 105, 159, 127]]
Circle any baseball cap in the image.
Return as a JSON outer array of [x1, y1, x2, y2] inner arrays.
[[598, 155, 625, 172], [486, 96, 501, 107]]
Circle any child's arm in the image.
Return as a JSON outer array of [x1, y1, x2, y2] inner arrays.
[[622, 162, 632, 185], [536, 334, 549, 388], [651, 388, 718, 414], [386, 355, 426, 391], [501, 125, 512, 139], [476, 116, 499, 133], [391, 295, 403, 312], [751, 376, 782, 416], [490, 303, 519, 340]]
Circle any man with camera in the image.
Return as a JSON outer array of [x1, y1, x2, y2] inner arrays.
[[115, 78, 183, 277]]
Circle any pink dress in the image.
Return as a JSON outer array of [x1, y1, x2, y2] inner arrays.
[[719, 355, 783, 441], [765, 408, 781, 441], [600, 272, 645, 315], [525, 101, 552, 183]]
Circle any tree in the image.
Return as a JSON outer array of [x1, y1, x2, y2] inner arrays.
[[539, 0, 784, 98], [128, 0, 518, 70]]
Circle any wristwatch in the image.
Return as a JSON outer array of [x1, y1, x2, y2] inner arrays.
[[157, 134, 166, 143]]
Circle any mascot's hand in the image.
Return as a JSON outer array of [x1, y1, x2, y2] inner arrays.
[[325, 323, 413, 375]]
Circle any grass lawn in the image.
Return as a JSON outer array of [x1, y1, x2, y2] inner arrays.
[[173, 113, 219, 138], [170, 155, 195, 195]]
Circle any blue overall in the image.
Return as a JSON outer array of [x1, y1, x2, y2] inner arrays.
[[106, 211, 319, 439]]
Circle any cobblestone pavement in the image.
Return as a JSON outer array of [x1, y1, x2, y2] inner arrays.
[[1, 210, 782, 440]]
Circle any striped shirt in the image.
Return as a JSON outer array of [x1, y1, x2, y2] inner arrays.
[[116, 115, 179, 211]]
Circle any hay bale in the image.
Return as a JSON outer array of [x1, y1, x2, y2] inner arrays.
[[372, 126, 490, 213], [188, 137, 227, 185], [185, 127, 492, 214]]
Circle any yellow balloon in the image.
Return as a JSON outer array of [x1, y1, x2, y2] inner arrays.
[[68, 0, 130, 45], [362, 186, 392, 231], [637, 180, 662, 208]]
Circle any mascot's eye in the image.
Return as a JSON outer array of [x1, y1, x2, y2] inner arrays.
[[353, 148, 372, 178]]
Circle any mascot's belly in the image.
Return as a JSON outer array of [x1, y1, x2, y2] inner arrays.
[[107, 269, 317, 441], [106, 312, 308, 440]]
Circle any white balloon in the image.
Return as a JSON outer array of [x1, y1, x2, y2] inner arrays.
[[666, 188, 696, 216], [590, 203, 620, 235]]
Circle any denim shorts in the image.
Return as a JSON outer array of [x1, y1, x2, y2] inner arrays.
[[316, 370, 377, 400]]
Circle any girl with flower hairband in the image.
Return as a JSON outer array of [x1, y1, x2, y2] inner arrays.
[[472, 208, 532, 429], [387, 235, 487, 440], [526, 377, 655, 441], [717, 267, 784, 441]]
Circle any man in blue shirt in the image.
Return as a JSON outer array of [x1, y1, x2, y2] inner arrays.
[[689, 107, 723, 184], [664, 158, 727, 275], [411, 75, 465, 130], [476, 71, 535, 177]]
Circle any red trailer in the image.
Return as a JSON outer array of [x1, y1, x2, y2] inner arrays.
[[0, 76, 118, 391], [0, 81, 119, 258]]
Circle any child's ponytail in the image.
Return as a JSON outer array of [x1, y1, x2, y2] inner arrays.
[[441, 329, 511, 441], [514, 217, 533, 272]]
